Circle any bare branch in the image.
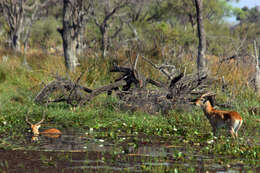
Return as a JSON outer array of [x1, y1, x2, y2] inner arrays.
[[104, 0, 128, 24], [134, 54, 139, 71], [141, 56, 176, 80], [111, 18, 124, 39]]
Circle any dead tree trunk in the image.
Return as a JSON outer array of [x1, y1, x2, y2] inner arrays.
[[76, 26, 86, 55], [194, 0, 208, 80], [99, 24, 109, 58], [59, 0, 79, 72], [0, 0, 54, 53], [254, 41, 260, 95], [0, 0, 24, 52], [93, 0, 128, 58], [9, 24, 22, 52], [58, 0, 93, 72]]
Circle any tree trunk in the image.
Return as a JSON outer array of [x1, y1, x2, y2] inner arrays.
[[76, 26, 86, 55], [63, 37, 78, 72], [100, 26, 109, 58], [8, 17, 23, 52], [60, 29, 78, 73], [194, 0, 208, 80], [254, 41, 260, 95], [59, 0, 79, 72], [1, 0, 55, 53], [9, 30, 19, 52], [1, 0, 24, 53], [59, 0, 92, 72], [93, 0, 127, 59]]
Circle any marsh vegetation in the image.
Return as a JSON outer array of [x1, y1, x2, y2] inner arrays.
[[0, 0, 259, 172]]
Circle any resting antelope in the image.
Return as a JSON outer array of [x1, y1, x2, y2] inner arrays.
[[26, 112, 61, 141], [195, 93, 243, 138]]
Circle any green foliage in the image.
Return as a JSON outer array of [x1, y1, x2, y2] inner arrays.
[[147, 0, 174, 22], [205, 21, 234, 56], [233, 7, 249, 21], [0, 1, 259, 168], [235, 6, 260, 23], [0, 17, 8, 45], [0, 52, 258, 167], [204, 0, 234, 21], [0, 68, 6, 83], [30, 16, 62, 49]]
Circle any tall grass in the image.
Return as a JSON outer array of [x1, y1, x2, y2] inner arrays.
[[0, 47, 259, 140]]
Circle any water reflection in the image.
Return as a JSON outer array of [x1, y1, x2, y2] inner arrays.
[[1, 129, 258, 173]]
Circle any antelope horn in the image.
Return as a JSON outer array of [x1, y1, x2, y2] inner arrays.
[[200, 92, 216, 98], [25, 115, 33, 125], [36, 101, 48, 125], [36, 110, 45, 125]]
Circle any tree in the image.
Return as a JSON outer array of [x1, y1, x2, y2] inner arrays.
[[254, 41, 260, 95], [92, 0, 129, 58], [235, 6, 260, 23], [58, 0, 93, 72], [126, 0, 150, 23], [0, 0, 53, 52], [194, 0, 208, 80]]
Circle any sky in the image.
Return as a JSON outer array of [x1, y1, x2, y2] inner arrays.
[[230, 0, 260, 8], [226, 0, 260, 23]]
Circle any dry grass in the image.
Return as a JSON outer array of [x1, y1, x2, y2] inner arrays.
[[208, 55, 255, 93], [0, 47, 256, 96]]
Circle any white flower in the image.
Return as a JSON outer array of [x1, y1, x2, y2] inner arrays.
[[207, 140, 214, 144]]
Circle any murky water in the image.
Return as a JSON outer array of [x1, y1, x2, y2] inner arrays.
[[0, 129, 259, 173]]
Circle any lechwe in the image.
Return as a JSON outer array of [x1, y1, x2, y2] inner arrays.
[[26, 111, 61, 141], [195, 93, 243, 138]]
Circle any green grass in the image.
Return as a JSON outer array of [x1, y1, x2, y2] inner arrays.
[[0, 49, 259, 166]]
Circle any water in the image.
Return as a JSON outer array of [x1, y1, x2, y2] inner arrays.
[[0, 129, 259, 172]]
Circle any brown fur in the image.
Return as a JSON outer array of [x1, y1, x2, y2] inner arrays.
[[27, 117, 61, 141], [31, 124, 61, 135], [196, 96, 243, 138]]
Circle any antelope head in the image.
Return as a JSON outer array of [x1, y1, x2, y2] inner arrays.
[[26, 112, 45, 136], [195, 92, 216, 107]]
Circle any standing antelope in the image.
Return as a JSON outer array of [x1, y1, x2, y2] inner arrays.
[[26, 112, 61, 141], [195, 93, 243, 138]]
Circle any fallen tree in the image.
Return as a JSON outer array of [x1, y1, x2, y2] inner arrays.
[[34, 56, 215, 114]]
